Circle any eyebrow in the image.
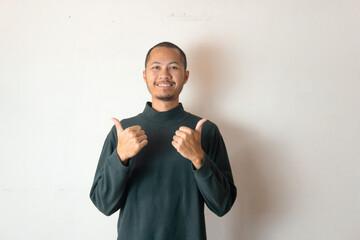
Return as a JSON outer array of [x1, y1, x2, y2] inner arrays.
[[151, 61, 179, 65]]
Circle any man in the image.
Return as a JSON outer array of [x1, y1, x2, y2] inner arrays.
[[90, 42, 237, 240]]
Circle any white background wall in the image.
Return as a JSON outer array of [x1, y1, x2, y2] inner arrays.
[[1, 0, 359, 239]]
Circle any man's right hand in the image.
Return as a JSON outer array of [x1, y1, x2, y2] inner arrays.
[[111, 117, 148, 165]]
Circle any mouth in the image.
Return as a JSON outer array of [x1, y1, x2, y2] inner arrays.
[[155, 82, 175, 88]]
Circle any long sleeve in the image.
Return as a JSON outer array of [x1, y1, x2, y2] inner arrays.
[[193, 123, 237, 217], [89, 125, 130, 216]]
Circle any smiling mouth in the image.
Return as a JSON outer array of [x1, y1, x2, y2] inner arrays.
[[156, 82, 175, 87]]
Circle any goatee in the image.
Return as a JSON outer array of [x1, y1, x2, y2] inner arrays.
[[156, 95, 175, 101]]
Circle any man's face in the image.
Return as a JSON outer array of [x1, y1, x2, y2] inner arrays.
[[143, 47, 189, 102]]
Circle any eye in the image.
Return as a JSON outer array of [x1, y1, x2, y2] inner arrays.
[[152, 66, 160, 70], [169, 66, 178, 70]]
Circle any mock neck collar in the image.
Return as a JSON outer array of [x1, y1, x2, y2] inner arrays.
[[140, 102, 187, 123]]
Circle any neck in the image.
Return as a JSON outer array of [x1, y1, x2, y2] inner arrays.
[[151, 98, 179, 112]]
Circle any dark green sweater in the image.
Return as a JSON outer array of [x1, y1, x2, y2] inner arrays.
[[90, 102, 237, 240]]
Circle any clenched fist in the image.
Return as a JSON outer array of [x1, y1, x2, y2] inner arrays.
[[172, 118, 207, 169], [111, 118, 148, 166]]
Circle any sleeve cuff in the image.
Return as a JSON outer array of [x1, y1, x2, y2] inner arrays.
[[107, 149, 131, 174], [193, 154, 213, 179]]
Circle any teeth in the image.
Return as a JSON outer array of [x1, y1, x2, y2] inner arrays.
[[157, 84, 172, 87]]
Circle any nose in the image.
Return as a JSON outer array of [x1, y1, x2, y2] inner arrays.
[[159, 68, 171, 80]]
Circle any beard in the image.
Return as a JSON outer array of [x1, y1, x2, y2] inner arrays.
[[156, 94, 175, 101], [145, 80, 184, 102], [146, 83, 179, 101]]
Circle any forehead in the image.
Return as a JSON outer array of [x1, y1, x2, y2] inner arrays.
[[147, 47, 182, 63]]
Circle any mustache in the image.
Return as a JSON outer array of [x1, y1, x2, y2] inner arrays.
[[154, 81, 175, 85]]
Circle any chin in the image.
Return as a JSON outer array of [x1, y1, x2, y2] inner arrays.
[[156, 95, 176, 101]]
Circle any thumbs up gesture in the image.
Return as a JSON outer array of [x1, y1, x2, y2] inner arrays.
[[111, 118, 148, 165], [172, 119, 207, 169]]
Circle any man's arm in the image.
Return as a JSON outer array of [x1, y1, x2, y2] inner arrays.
[[89, 125, 130, 216], [89, 120, 148, 216], [173, 120, 237, 217]]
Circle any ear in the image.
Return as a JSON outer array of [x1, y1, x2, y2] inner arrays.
[[184, 70, 189, 84], [143, 70, 146, 82]]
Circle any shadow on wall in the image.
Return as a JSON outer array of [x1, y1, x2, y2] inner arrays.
[[187, 42, 233, 109], [189, 43, 287, 240]]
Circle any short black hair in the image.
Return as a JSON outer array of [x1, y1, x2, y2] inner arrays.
[[145, 42, 187, 70]]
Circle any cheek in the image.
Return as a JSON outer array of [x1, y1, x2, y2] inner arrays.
[[146, 72, 157, 80], [175, 73, 186, 82]]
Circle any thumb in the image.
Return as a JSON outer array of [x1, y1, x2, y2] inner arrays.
[[195, 118, 207, 134], [111, 117, 124, 136]]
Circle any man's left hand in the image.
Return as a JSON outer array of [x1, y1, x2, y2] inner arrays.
[[172, 118, 207, 169]]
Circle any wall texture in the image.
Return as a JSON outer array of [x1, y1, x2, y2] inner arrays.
[[1, 1, 359, 239]]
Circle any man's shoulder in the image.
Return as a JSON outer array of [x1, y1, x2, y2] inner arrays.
[[184, 111, 219, 135], [119, 113, 143, 129]]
